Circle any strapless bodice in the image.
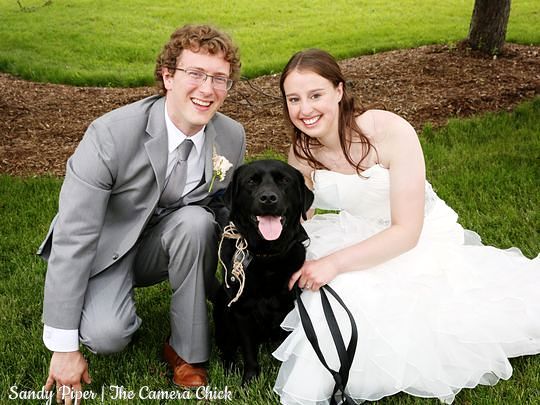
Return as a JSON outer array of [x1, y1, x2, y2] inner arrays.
[[312, 164, 437, 223]]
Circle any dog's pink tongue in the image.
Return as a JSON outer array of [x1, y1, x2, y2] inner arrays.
[[257, 216, 282, 240]]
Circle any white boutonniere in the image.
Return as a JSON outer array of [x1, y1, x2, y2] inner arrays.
[[209, 147, 233, 192]]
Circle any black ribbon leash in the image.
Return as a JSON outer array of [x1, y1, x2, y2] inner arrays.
[[294, 284, 359, 405]]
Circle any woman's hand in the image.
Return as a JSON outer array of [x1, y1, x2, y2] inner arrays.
[[288, 258, 340, 292]]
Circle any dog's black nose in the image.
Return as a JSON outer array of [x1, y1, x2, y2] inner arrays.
[[259, 191, 278, 205]]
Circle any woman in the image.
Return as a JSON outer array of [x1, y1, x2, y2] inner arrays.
[[272, 49, 540, 404]]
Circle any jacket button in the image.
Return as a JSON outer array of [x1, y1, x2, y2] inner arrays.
[[112, 253, 119, 260]]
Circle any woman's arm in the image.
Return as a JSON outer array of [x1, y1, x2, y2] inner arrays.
[[290, 111, 426, 290]]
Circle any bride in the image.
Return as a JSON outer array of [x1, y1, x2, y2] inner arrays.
[[272, 48, 540, 404]]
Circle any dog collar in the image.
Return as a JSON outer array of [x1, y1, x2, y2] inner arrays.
[[217, 221, 302, 305]]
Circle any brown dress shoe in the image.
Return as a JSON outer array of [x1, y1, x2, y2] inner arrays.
[[163, 341, 208, 388]]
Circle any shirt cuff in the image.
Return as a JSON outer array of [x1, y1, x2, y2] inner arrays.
[[43, 325, 79, 352]]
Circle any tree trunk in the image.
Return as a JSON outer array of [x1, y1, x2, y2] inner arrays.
[[468, 0, 511, 55]]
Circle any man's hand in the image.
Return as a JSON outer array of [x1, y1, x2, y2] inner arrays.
[[44, 351, 91, 405]]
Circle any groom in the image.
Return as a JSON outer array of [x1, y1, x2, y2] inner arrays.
[[38, 24, 245, 395]]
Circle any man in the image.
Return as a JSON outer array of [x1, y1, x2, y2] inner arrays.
[[37, 24, 245, 400]]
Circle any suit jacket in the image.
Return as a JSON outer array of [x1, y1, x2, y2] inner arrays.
[[38, 95, 246, 329]]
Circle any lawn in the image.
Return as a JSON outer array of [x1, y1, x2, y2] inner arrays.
[[1, 1, 539, 402], [0, 0, 539, 86], [1, 98, 538, 404]]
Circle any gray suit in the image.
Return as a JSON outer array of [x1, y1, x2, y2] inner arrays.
[[38, 95, 245, 362]]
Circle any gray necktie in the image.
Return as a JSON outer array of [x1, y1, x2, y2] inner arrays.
[[160, 139, 194, 207]]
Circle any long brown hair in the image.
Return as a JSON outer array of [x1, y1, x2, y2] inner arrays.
[[280, 49, 374, 174]]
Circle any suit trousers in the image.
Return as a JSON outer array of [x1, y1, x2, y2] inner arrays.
[[79, 205, 219, 363]]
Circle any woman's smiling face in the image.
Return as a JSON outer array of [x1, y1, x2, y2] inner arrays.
[[283, 69, 343, 142]]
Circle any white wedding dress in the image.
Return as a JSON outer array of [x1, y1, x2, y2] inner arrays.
[[273, 164, 540, 404]]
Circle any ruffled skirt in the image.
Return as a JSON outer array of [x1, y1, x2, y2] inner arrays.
[[273, 199, 540, 404]]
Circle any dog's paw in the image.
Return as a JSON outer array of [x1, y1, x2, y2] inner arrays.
[[221, 356, 236, 373], [241, 366, 260, 385]]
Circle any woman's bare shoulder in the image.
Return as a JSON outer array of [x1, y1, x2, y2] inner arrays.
[[357, 109, 416, 140], [355, 109, 421, 169]]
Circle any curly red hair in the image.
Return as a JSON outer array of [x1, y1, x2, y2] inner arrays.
[[155, 24, 241, 95]]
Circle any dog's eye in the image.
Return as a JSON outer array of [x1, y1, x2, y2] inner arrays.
[[277, 176, 290, 185], [272, 172, 290, 185], [246, 178, 259, 187]]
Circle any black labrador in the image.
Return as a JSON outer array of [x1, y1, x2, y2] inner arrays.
[[213, 159, 314, 384]]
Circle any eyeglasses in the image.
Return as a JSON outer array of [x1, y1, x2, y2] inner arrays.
[[170, 67, 234, 91]]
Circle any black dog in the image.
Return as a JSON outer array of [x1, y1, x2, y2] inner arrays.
[[213, 159, 314, 384]]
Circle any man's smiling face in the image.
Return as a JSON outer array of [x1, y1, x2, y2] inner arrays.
[[163, 49, 231, 135]]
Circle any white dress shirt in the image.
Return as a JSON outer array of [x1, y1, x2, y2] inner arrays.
[[43, 105, 207, 352], [164, 105, 206, 196]]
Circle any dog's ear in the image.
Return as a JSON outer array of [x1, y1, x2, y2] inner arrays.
[[222, 175, 235, 210], [223, 164, 244, 212], [301, 184, 314, 220], [295, 169, 314, 221]]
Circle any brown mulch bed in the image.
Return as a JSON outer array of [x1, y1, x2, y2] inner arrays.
[[1, 43, 539, 177]]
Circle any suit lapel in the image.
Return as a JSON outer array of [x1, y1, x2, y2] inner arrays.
[[144, 97, 168, 195], [203, 120, 218, 183]]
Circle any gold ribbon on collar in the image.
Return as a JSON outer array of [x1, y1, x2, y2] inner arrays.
[[218, 222, 250, 307]]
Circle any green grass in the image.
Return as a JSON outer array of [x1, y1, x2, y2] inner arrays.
[[0, 0, 538, 86], [0, 99, 538, 403], [422, 99, 539, 258]]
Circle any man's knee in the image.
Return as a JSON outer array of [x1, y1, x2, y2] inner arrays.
[[163, 206, 219, 289], [168, 206, 217, 244], [184, 206, 216, 235], [80, 315, 140, 355]]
